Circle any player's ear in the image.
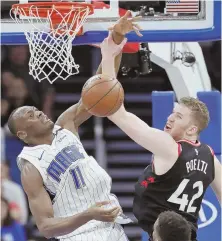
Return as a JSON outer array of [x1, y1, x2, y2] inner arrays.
[[17, 130, 27, 141], [187, 125, 198, 135]]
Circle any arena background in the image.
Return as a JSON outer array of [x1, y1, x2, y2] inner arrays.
[[1, 1, 221, 241]]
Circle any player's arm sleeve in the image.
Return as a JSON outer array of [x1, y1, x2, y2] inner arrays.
[[211, 155, 222, 204], [21, 162, 92, 239], [108, 105, 179, 160]]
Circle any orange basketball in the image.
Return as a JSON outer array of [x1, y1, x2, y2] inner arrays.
[[81, 74, 124, 117]]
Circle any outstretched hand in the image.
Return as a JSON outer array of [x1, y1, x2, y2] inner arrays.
[[108, 10, 143, 37]]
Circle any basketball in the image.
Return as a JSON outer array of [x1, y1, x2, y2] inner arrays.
[[81, 74, 124, 117]]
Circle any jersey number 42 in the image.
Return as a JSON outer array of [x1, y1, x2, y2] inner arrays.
[[167, 178, 203, 213]]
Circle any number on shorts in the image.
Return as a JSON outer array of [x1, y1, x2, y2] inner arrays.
[[70, 166, 86, 189], [167, 178, 203, 213]]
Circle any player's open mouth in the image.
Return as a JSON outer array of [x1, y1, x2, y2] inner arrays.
[[164, 124, 172, 131]]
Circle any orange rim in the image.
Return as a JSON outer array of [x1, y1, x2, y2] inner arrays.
[[11, 2, 94, 20]]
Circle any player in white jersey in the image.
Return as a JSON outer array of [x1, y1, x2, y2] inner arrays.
[[7, 12, 142, 241]]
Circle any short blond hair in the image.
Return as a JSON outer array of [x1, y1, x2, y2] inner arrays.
[[179, 97, 210, 133]]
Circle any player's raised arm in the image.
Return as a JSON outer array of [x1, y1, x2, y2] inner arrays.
[[96, 10, 142, 76], [56, 11, 142, 136], [108, 105, 179, 160], [21, 161, 120, 239], [211, 155, 222, 204], [55, 41, 124, 136], [101, 10, 142, 78], [55, 41, 123, 136], [104, 11, 178, 160]]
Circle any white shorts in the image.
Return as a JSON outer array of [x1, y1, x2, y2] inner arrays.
[[59, 223, 129, 241]]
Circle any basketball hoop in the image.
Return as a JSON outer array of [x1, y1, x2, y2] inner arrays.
[[10, 2, 94, 84]]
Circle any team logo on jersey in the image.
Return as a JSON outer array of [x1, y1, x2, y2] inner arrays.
[[140, 176, 155, 188], [57, 135, 66, 142], [195, 149, 199, 155], [198, 199, 218, 228]]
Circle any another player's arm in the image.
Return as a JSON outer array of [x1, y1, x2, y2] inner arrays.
[[56, 10, 142, 135], [108, 105, 178, 160], [56, 31, 124, 136], [21, 161, 119, 238], [100, 32, 125, 78], [96, 52, 122, 77], [96, 8, 141, 76], [211, 156, 222, 204], [96, 31, 124, 76]]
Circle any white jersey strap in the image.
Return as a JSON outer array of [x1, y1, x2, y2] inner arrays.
[[17, 153, 46, 182], [53, 125, 63, 134]]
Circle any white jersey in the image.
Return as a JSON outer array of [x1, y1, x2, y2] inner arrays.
[[17, 125, 130, 241]]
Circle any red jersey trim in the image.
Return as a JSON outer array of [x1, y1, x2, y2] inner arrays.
[[177, 139, 201, 147], [178, 143, 182, 155]]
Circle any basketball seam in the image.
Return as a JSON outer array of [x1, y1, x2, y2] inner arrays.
[[103, 82, 122, 116], [86, 81, 119, 112], [82, 79, 115, 97]]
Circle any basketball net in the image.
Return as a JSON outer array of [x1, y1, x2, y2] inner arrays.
[[10, 2, 93, 84]]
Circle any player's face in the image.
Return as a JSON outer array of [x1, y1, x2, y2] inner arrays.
[[164, 103, 195, 141], [15, 106, 54, 141]]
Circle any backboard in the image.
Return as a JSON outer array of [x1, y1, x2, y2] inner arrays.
[[1, 0, 221, 45]]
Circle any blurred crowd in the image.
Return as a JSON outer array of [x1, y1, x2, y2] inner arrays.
[[1, 45, 55, 127], [1, 45, 55, 241], [0, 41, 221, 241], [1, 161, 27, 241]]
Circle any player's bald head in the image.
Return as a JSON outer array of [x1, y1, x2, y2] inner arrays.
[[8, 106, 33, 135], [8, 106, 54, 144]]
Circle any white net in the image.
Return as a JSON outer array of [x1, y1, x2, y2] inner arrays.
[[10, 4, 92, 84]]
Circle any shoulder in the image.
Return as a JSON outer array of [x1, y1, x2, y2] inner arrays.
[[21, 161, 41, 179], [17, 148, 47, 182], [205, 144, 214, 156], [21, 161, 41, 177], [177, 140, 202, 153], [21, 161, 44, 196], [177, 139, 201, 146], [18, 144, 48, 159]]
